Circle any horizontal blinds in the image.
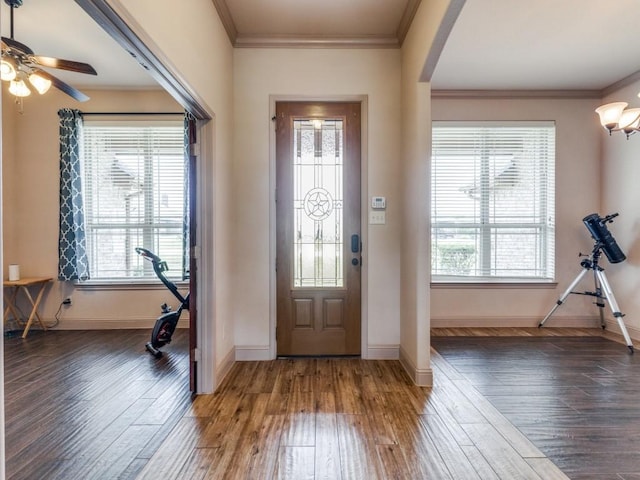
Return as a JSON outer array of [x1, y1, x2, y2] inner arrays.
[[83, 121, 185, 279], [431, 122, 555, 280]]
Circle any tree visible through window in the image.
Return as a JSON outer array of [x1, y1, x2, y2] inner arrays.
[[82, 120, 185, 280], [431, 121, 555, 281]]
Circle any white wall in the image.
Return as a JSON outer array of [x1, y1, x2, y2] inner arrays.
[[600, 79, 640, 339], [431, 96, 606, 327], [232, 48, 402, 358]]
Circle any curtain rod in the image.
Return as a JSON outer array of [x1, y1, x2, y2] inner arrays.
[[82, 112, 183, 116]]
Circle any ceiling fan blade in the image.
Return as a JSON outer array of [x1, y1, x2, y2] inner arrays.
[[1, 36, 33, 55], [32, 55, 97, 75], [33, 69, 90, 102]]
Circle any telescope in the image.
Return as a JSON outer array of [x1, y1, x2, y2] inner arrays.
[[582, 213, 626, 264], [540, 212, 634, 353]]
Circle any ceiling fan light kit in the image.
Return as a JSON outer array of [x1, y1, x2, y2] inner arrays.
[[28, 71, 50, 94], [8, 74, 29, 97], [0, 54, 16, 80], [1, 0, 97, 103]]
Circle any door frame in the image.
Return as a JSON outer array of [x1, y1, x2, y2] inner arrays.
[[76, 0, 217, 393], [269, 95, 369, 359]]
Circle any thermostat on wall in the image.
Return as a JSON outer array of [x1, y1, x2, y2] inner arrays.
[[371, 196, 386, 209]]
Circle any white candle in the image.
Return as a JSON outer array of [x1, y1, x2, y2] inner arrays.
[[8, 264, 20, 281]]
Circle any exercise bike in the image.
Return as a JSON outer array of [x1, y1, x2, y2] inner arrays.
[[136, 247, 189, 358]]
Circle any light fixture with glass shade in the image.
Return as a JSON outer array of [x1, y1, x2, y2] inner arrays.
[[28, 71, 51, 94], [595, 99, 640, 139], [8, 73, 30, 97], [0, 56, 17, 81]]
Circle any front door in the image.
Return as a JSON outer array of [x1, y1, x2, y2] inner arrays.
[[276, 101, 361, 356]]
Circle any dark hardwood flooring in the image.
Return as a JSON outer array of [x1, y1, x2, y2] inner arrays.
[[432, 329, 640, 480], [4, 329, 190, 480], [6, 326, 637, 479]]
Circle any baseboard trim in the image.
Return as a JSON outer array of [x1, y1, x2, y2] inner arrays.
[[399, 346, 433, 387], [216, 346, 236, 388], [431, 316, 601, 329], [235, 345, 272, 361], [604, 318, 640, 342], [43, 317, 189, 330], [367, 345, 400, 359]]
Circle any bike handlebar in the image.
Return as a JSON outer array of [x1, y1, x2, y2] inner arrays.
[[135, 247, 162, 264], [135, 247, 187, 305]]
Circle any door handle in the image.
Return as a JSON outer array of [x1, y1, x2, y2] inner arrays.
[[351, 234, 360, 253]]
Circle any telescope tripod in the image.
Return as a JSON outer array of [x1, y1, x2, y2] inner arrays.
[[539, 245, 634, 353]]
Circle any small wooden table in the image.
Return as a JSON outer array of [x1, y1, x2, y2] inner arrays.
[[3, 277, 53, 338]]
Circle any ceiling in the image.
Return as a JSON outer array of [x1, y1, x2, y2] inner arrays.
[[2, 0, 640, 96], [211, 0, 421, 48], [430, 0, 640, 92], [0, 0, 156, 91]]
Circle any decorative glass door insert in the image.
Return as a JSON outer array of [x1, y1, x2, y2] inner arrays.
[[293, 119, 344, 288]]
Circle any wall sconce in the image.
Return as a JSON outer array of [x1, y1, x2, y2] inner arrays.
[[596, 101, 640, 139]]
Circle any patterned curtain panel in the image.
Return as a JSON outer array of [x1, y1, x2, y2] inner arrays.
[[182, 112, 195, 280], [58, 108, 90, 281]]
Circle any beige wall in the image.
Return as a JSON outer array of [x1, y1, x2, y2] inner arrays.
[[2, 94, 16, 269], [431, 96, 605, 326], [2, 89, 187, 327], [232, 48, 402, 358], [600, 79, 640, 339], [111, 0, 236, 387], [398, 0, 455, 384], [0, 87, 5, 476]]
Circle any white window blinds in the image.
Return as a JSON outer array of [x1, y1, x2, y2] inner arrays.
[[431, 121, 555, 281], [82, 120, 185, 280]]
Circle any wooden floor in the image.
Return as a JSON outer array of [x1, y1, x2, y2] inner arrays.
[[4, 329, 190, 480], [5, 327, 637, 479], [432, 328, 640, 480], [136, 357, 567, 479]]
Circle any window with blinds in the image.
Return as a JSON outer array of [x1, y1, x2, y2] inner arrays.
[[82, 120, 185, 280], [431, 121, 555, 281]]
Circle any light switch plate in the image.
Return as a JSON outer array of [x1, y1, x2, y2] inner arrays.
[[369, 211, 386, 225]]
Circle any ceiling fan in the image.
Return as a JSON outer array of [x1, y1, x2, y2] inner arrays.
[[1, 0, 97, 102]]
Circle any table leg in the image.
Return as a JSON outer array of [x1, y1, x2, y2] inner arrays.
[[21, 283, 48, 338], [4, 287, 22, 326]]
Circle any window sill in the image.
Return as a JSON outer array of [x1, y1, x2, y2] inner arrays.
[[431, 281, 557, 289], [74, 279, 189, 291]]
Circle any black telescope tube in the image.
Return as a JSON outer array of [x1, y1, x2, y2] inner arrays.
[[583, 213, 627, 263]]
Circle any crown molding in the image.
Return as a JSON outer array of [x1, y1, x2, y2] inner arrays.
[[431, 89, 602, 99], [396, 0, 422, 45], [234, 35, 399, 49], [210, 0, 418, 48], [211, 0, 238, 45], [602, 69, 640, 98]]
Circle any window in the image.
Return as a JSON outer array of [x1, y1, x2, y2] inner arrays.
[[431, 121, 555, 282], [82, 120, 186, 280]]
